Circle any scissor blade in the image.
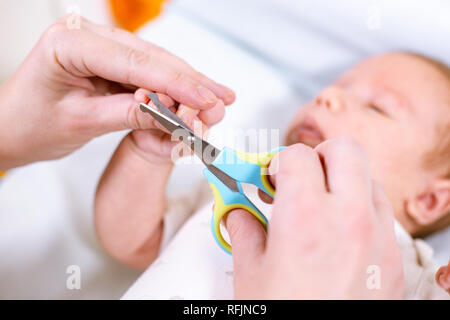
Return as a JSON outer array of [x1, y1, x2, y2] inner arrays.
[[141, 96, 261, 216], [206, 164, 240, 193], [139, 102, 221, 165], [147, 92, 192, 131], [139, 103, 182, 134]]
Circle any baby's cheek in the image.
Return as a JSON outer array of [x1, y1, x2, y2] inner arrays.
[[291, 104, 311, 123]]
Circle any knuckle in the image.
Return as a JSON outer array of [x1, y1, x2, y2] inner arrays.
[[42, 21, 68, 45], [192, 70, 208, 81], [166, 72, 193, 98], [170, 71, 187, 84], [125, 102, 141, 129], [127, 48, 151, 68]]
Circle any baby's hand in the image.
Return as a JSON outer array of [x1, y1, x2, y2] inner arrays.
[[436, 260, 450, 294], [130, 88, 225, 163]]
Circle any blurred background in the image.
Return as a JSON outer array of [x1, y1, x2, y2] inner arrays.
[[0, 0, 449, 299]]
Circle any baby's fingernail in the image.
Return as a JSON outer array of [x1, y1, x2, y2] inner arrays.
[[196, 86, 217, 104]]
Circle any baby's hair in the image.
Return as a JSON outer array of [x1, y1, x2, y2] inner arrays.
[[407, 53, 450, 176], [405, 52, 450, 237]]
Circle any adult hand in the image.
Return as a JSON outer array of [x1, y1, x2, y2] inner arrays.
[[0, 15, 234, 170], [226, 138, 405, 299]]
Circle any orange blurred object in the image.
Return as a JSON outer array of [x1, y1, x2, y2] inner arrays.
[[0, 171, 6, 178], [109, 0, 167, 32]]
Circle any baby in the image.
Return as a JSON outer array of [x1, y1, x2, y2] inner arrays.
[[94, 52, 450, 299]]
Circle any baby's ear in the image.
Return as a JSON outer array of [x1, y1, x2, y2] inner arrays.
[[406, 179, 450, 226]]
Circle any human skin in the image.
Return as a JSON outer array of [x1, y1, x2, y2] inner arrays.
[[0, 15, 234, 171], [436, 260, 450, 294], [95, 89, 220, 268], [226, 53, 450, 298], [281, 53, 450, 235], [227, 139, 405, 299], [95, 53, 447, 297]]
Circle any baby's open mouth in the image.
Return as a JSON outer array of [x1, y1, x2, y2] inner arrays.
[[288, 116, 325, 148]]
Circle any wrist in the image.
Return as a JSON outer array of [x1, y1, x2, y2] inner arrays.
[[120, 134, 174, 184]]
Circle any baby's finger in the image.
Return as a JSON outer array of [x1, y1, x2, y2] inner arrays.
[[135, 89, 178, 135], [177, 104, 200, 129], [134, 88, 151, 103], [435, 261, 450, 293], [134, 89, 177, 110], [198, 100, 226, 127]]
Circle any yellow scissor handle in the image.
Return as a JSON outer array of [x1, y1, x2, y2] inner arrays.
[[209, 183, 267, 254], [234, 150, 278, 196], [204, 147, 285, 254]]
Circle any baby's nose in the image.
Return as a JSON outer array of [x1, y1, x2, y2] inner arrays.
[[315, 87, 343, 113]]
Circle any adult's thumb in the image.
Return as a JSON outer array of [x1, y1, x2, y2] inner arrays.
[[85, 93, 156, 134], [225, 209, 266, 269]]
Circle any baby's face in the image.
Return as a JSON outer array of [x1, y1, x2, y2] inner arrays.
[[285, 53, 449, 227]]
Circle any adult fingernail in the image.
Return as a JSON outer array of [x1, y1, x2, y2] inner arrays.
[[196, 86, 217, 104], [224, 89, 236, 104]]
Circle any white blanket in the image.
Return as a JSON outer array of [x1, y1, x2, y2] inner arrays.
[[0, 0, 448, 299]]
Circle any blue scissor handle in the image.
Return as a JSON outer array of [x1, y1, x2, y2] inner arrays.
[[203, 146, 285, 254]]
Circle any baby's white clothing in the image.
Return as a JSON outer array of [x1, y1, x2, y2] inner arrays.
[[122, 181, 448, 300]]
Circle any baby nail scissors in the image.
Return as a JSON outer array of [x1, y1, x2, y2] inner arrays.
[[139, 93, 284, 254]]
